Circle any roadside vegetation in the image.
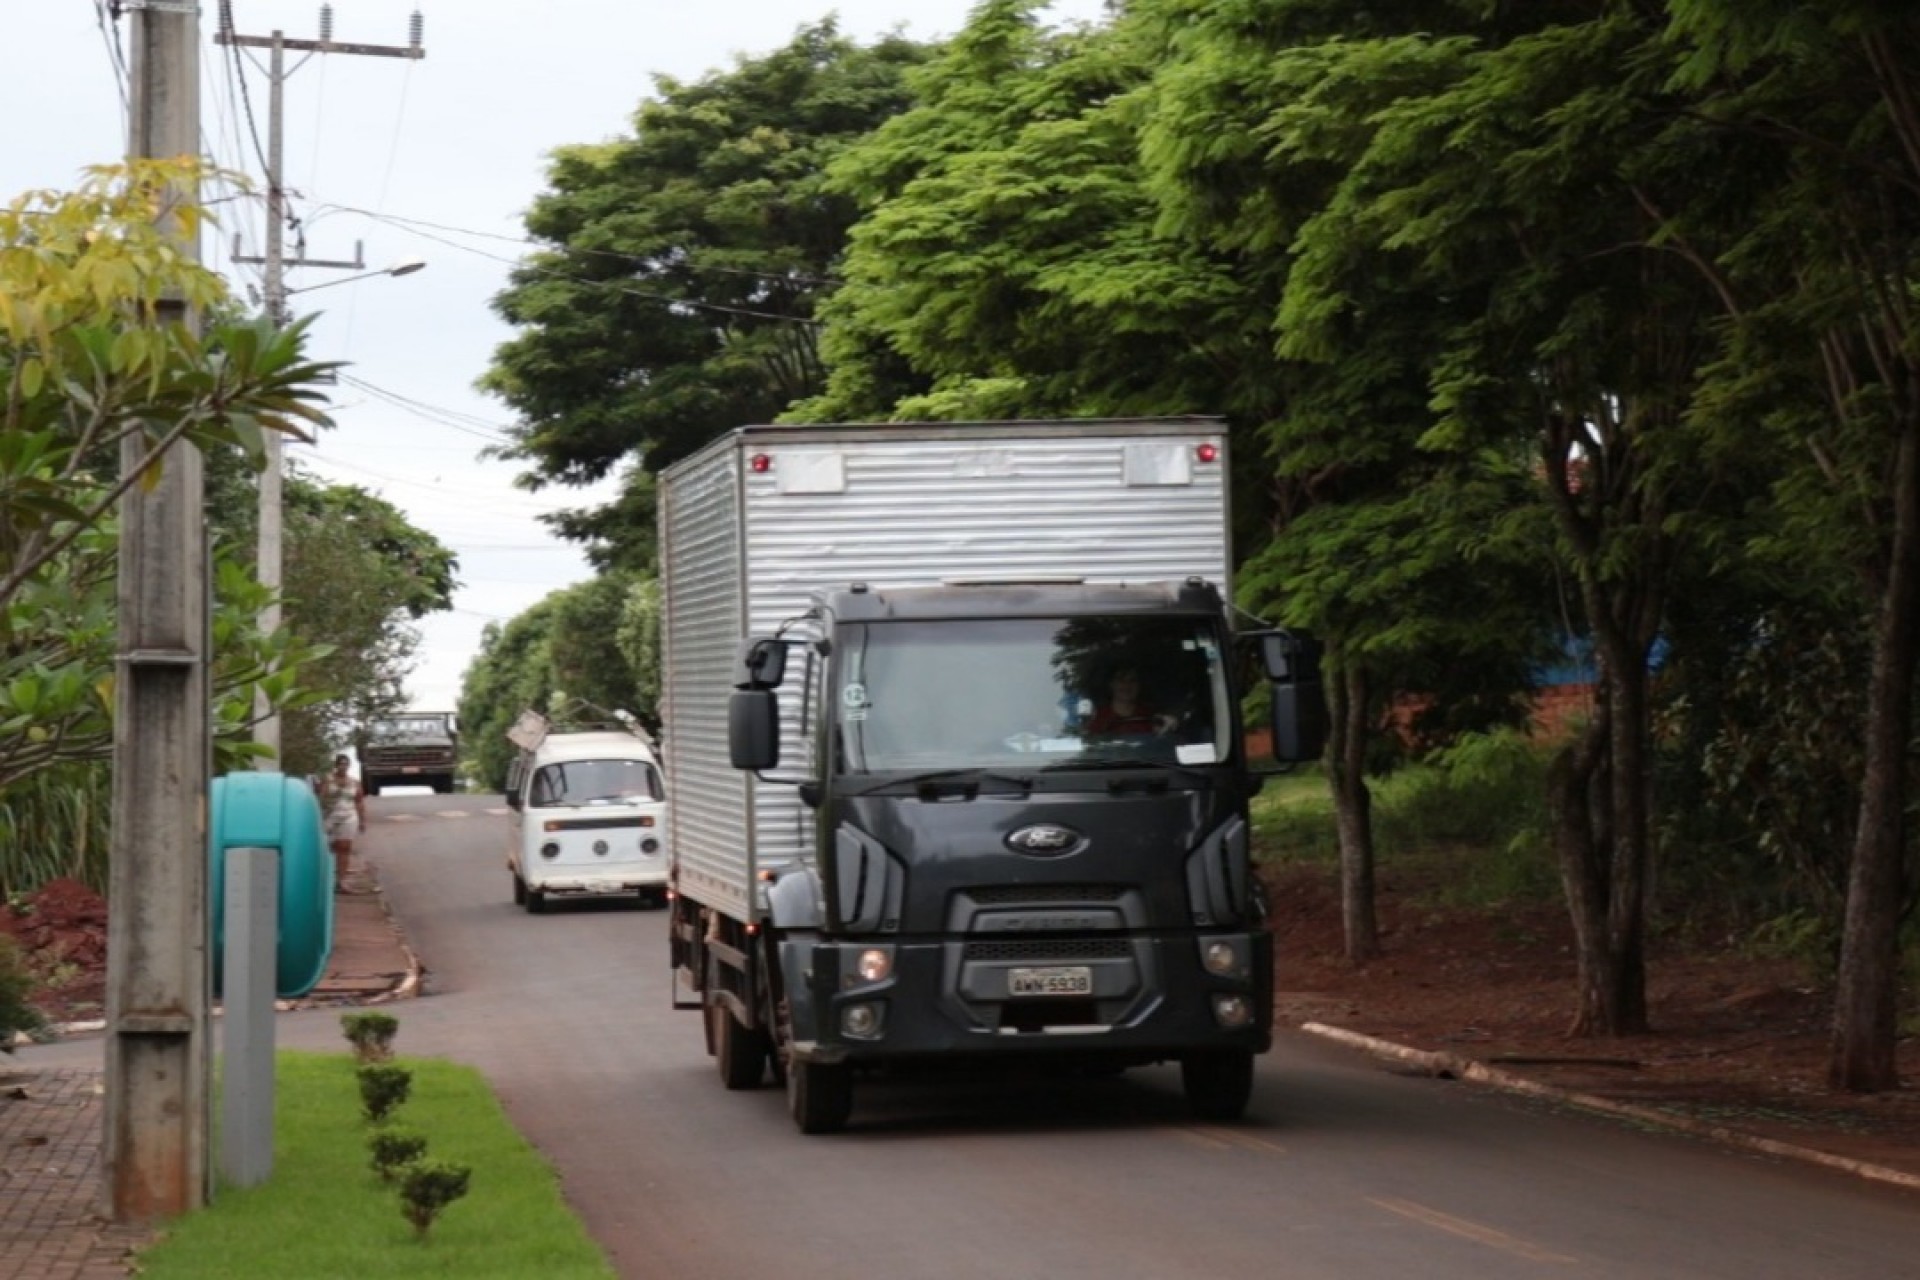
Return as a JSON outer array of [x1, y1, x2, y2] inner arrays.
[[0, 163, 458, 897], [3, 5, 1914, 1095], [457, 1, 1920, 1093], [134, 1051, 612, 1279]]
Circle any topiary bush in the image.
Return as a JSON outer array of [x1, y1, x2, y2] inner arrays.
[[367, 1126, 429, 1182], [398, 1158, 472, 1238], [341, 1010, 399, 1063], [356, 1062, 412, 1124], [0, 935, 46, 1051]]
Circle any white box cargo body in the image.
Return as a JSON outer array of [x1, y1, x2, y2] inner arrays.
[[657, 419, 1232, 925]]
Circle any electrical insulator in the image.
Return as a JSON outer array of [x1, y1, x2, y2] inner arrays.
[[409, 10, 424, 48], [319, 4, 333, 42]]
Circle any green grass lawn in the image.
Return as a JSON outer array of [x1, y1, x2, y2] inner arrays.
[[137, 1051, 615, 1279]]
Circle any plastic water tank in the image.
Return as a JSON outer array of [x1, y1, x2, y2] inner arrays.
[[209, 771, 334, 998]]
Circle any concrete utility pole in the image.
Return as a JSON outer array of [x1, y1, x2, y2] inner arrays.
[[218, 4, 425, 763], [108, 0, 211, 1221]]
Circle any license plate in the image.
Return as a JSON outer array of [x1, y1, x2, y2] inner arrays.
[[402, 766, 421, 773], [1009, 966, 1093, 997]]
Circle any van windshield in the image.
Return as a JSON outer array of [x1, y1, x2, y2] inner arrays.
[[529, 759, 661, 806]]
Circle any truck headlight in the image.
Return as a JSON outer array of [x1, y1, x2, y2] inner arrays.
[[1203, 940, 1242, 976], [540, 842, 560, 859], [856, 948, 893, 982], [841, 1002, 884, 1038], [1211, 994, 1254, 1028]]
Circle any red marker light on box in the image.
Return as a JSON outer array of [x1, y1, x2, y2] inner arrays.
[[750, 453, 773, 473], [1196, 442, 1219, 464]]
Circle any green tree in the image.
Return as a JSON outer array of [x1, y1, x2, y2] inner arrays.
[[277, 475, 460, 778], [457, 603, 560, 793], [1656, 0, 1920, 1091], [481, 20, 931, 567], [0, 162, 336, 794]]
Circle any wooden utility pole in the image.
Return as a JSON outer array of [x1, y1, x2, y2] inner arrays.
[[219, 5, 425, 763], [107, 0, 211, 1220]]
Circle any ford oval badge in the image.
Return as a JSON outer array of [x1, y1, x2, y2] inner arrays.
[[1005, 824, 1082, 857]]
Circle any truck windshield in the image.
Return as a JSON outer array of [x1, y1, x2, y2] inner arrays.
[[837, 616, 1233, 773], [371, 716, 450, 739]]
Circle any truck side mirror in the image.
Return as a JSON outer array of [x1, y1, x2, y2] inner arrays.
[[729, 689, 781, 771], [1269, 680, 1328, 763], [734, 636, 788, 690], [504, 788, 522, 810], [1255, 629, 1319, 682]]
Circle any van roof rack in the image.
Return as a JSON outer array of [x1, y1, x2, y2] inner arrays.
[[508, 701, 654, 751]]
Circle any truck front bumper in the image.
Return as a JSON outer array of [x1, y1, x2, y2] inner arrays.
[[783, 929, 1272, 1067]]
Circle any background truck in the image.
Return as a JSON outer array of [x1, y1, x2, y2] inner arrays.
[[358, 710, 459, 795], [658, 419, 1325, 1132]]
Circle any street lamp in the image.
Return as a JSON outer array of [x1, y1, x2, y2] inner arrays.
[[286, 258, 427, 298], [254, 257, 428, 766]]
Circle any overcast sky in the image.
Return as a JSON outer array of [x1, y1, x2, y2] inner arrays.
[[4, 0, 1105, 715]]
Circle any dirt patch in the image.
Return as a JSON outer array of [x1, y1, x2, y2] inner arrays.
[[3, 879, 108, 1027], [1264, 862, 1920, 1179]]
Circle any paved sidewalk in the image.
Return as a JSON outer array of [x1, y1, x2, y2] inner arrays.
[[0, 864, 419, 1278]]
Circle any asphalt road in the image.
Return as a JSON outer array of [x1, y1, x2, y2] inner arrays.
[[23, 792, 1920, 1276]]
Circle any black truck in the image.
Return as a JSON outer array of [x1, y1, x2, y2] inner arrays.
[[659, 421, 1325, 1132]]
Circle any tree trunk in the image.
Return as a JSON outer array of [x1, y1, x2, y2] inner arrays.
[[1601, 647, 1651, 1034], [1551, 703, 1613, 1036], [1829, 414, 1920, 1092], [1327, 662, 1380, 963]]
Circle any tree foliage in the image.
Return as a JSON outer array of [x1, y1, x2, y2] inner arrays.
[[480, 21, 932, 567], [0, 162, 338, 798], [277, 475, 460, 778]]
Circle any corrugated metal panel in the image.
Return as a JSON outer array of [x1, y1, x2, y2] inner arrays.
[[739, 428, 1231, 878], [662, 421, 1232, 922], [659, 441, 755, 920]]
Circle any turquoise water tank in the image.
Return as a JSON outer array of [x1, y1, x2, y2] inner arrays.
[[209, 771, 334, 998]]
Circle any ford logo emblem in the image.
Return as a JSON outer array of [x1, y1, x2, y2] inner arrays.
[[1005, 824, 1082, 857]]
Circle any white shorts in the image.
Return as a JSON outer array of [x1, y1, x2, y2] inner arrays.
[[324, 811, 356, 842]]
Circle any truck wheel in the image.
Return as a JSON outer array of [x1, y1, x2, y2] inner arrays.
[[1181, 1050, 1255, 1122], [711, 1000, 768, 1090], [511, 872, 527, 907], [788, 1059, 852, 1135], [525, 889, 548, 915]]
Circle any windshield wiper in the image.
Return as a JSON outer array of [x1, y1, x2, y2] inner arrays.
[[843, 768, 1034, 797], [1039, 756, 1215, 786]]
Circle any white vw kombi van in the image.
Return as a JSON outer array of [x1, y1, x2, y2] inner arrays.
[[504, 725, 668, 913]]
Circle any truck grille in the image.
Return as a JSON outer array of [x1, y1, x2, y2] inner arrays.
[[963, 938, 1133, 963], [968, 884, 1123, 905], [366, 747, 451, 768]]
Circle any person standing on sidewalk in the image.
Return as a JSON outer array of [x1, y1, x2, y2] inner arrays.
[[317, 753, 368, 893]]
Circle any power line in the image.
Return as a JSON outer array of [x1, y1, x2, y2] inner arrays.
[[337, 374, 515, 443], [329, 207, 825, 326], [325, 206, 846, 288], [92, 1, 130, 128]]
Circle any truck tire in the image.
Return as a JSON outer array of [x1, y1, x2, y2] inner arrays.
[[711, 1000, 768, 1090], [525, 888, 548, 915], [788, 1059, 852, 1135], [1181, 1050, 1255, 1122], [511, 872, 527, 907]]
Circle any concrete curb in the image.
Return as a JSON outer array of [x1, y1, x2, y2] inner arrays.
[[1301, 1022, 1920, 1194]]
